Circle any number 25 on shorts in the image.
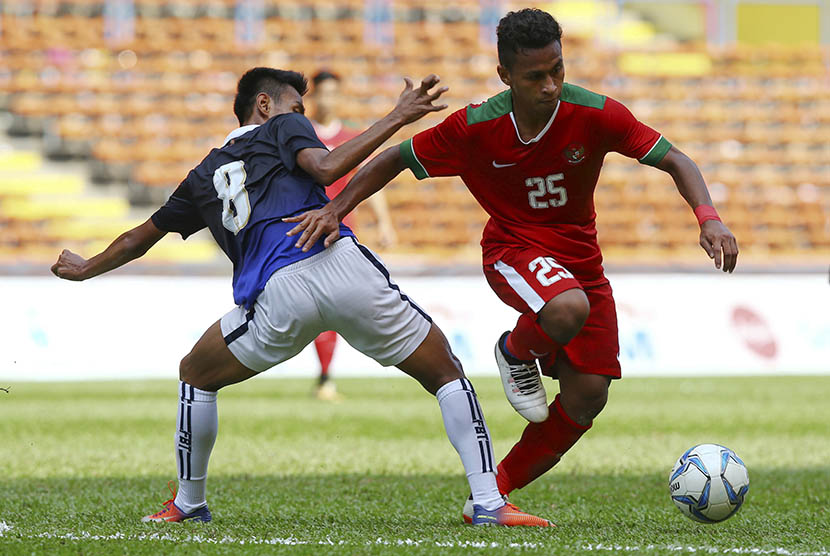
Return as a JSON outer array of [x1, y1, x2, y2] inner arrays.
[[529, 256, 574, 287]]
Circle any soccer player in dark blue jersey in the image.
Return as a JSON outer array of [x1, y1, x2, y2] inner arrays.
[[51, 67, 552, 527]]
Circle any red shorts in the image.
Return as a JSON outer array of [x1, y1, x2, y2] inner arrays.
[[483, 249, 621, 379]]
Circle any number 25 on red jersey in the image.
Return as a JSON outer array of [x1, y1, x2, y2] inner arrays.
[[525, 173, 567, 209]]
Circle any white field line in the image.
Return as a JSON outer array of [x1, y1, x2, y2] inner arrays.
[[580, 544, 830, 556], [0, 524, 828, 555]]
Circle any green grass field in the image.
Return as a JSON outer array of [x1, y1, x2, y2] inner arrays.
[[1, 376, 828, 555]]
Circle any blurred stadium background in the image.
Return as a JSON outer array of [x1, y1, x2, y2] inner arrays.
[[0, 0, 828, 380]]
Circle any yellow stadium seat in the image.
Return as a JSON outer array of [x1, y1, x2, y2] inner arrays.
[[1, 197, 130, 221]]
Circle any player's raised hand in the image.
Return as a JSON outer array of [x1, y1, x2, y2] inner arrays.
[[699, 220, 739, 273], [51, 249, 89, 281], [391, 74, 449, 125], [284, 204, 341, 252]]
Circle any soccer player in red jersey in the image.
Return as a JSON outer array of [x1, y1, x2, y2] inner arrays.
[[308, 70, 398, 401], [287, 8, 739, 522]]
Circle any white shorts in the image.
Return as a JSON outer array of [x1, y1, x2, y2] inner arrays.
[[220, 238, 432, 372]]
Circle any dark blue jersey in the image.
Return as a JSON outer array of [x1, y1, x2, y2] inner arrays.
[[151, 113, 355, 309]]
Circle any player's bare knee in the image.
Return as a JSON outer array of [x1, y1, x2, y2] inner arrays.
[[178, 355, 205, 389], [584, 388, 608, 417], [581, 377, 610, 417], [566, 394, 606, 427], [561, 374, 609, 424], [538, 289, 590, 343], [179, 356, 192, 383]]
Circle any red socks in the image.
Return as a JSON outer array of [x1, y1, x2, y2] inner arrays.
[[505, 313, 560, 361], [496, 394, 591, 494], [314, 330, 338, 379]]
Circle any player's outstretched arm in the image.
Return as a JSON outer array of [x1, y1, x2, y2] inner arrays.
[[655, 146, 739, 273], [286, 145, 405, 251], [51, 218, 167, 281], [296, 75, 447, 186]]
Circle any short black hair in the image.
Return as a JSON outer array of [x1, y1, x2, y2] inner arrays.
[[311, 70, 340, 89], [233, 67, 308, 125], [497, 8, 563, 69]]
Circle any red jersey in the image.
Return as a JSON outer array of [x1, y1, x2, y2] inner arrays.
[[313, 119, 361, 199], [399, 83, 671, 286]]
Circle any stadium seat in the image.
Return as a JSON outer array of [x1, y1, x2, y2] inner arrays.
[[0, 4, 827, 265]]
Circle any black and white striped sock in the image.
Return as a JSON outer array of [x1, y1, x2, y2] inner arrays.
[[174, 381, 217, 514], [436, 378, 503, 511]]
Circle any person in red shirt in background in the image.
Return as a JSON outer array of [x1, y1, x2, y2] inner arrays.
[[308, 70, 399, 401], [287, 9, 739, 522]]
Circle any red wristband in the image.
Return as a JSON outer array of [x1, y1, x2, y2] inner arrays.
[[694, 205, 721, 226]]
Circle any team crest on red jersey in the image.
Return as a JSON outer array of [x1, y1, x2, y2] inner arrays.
[[563, 143, 586, 164]]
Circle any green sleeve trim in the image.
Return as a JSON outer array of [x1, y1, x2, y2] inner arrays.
[[399, 139, 429, 180], [639, 136, 672, 166], [560, 83, 606, 110], [466, 90, 513, 126]]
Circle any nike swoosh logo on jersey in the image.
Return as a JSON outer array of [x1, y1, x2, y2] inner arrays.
[[492, 161, 517, 168]]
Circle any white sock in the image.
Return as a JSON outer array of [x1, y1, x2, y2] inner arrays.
[[436, 378, 504, 511], [173, 381, 217, 513]]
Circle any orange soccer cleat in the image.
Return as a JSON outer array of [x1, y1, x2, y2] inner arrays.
[[463, 495, 554, 527], [141, 481, 212, 523]]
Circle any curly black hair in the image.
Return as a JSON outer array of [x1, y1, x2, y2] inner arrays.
[[497, 8, 563, 69], [233, 67, 308, 125]]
